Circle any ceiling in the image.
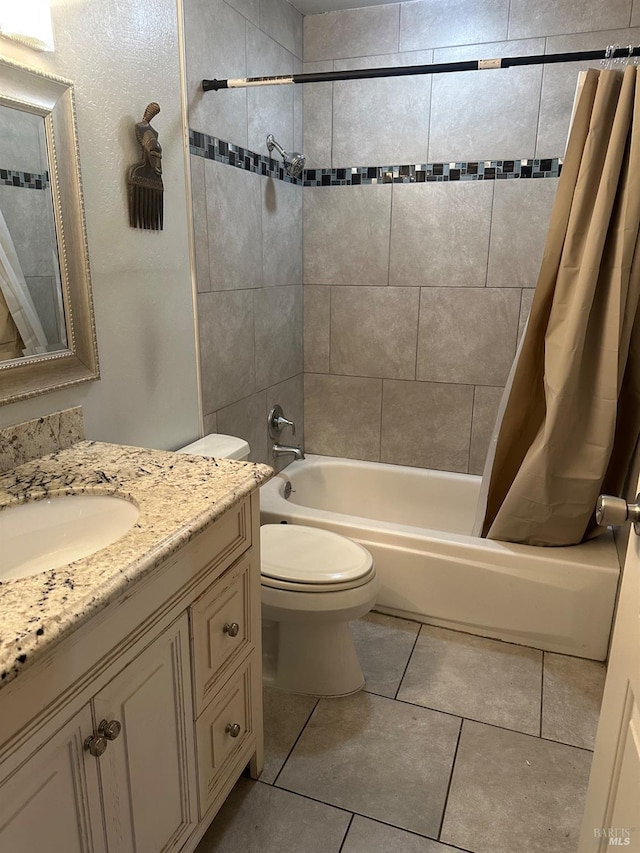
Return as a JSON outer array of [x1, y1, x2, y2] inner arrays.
[[292, 0, 395, 17]]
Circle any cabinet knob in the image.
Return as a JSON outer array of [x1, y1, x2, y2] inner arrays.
[[84, 734, 108, 757], [223, 622, 240, 637], [98, 718, 122, 741], [225, 722, 241, 738]]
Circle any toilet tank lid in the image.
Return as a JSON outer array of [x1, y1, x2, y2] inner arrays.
[[177, 434, 250, 460]]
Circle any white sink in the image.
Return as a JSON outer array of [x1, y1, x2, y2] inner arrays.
[[0, 494, 139, 581]]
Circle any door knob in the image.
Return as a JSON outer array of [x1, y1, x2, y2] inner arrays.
[[596, 494, 640, 533]]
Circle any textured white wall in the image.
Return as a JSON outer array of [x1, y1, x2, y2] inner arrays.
[[0, 0, 201, 450]]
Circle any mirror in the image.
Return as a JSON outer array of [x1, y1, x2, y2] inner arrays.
[[0, 56, 98, 404]]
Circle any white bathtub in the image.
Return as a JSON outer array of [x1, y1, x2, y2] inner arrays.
[[259, 454, 620, 660]]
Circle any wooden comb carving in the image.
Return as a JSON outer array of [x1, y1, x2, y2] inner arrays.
[[127, 102, 164, 230]]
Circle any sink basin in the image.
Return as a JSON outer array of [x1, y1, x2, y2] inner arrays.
[[0, 494, 139, 581]]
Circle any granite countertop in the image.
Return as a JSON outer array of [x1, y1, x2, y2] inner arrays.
[[0, 440, 272, 687]]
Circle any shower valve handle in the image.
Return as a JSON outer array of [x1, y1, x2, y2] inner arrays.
[[268, 404, 295, 438], [596, 493, 640, 533]]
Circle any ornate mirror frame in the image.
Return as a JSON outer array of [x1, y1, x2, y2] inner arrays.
[[0, 56, 99, 405]]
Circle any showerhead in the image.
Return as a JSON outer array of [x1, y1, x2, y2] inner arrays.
[[266, 133, 306, 179]]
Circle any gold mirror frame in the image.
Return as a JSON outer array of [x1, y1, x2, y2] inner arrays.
[[0, 57, 98, 405]]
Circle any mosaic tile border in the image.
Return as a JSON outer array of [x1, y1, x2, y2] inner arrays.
[[189, 130, 302, 185], [0, 168, 49, 190], [189, 129, 562, 186]]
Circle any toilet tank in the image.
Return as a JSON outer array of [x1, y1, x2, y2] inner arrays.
[[177, 434, 250, 461]]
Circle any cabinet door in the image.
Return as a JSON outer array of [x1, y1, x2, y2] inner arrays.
[[93, 613, 197, 853], [0, 704, 106, 853]]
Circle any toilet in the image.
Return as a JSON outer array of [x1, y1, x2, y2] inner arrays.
[[177, 434, 378, 697]]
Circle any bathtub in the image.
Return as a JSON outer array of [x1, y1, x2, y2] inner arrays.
[[259, 454, 620, 660]]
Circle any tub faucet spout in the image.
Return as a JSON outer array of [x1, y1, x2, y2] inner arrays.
[[272, 443, 305, 461]]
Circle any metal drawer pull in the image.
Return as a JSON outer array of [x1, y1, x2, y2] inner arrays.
[[98, 719, 122, 741], [223, 622, 240, 637], [225, 722, 241, 738], [84, 734, 108, 757]]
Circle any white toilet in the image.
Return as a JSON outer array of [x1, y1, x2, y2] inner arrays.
[[177, 434, 378, 697]]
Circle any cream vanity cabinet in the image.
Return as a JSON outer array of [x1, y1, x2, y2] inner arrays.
[[0, 490, 263, 853]]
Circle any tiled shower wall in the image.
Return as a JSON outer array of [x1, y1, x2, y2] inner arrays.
[[184, 0, 304, 469], [302, 0, 640, 473]]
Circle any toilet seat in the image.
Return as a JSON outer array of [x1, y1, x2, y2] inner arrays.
[[260, 524, 375, 592]]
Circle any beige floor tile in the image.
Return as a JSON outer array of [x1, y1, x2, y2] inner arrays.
[[397, 625, 542, 735], [542, 653, 606, 750], [195, 778, 350, 853], [342, 816, 466, 853], [441, 720, 592, 853], [276, 691, 461, 837], [351, 612, 420, 698], [261, 687, 318, 784]]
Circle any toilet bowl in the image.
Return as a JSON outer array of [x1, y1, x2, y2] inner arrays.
[[261, 523, 378, 697], [176, 433, 378, 696]]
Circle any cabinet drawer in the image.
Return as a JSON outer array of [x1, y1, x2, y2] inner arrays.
[[191, 554, 254, 715], [195, 659, 255, 815]]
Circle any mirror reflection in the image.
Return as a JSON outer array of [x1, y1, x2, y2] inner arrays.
[[0, 103, 66, 362]]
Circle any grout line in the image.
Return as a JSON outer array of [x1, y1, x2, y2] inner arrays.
[[337, 814, 355, 853], [437, 716, 464, 841], [540, 651, 545, 738], [467, 384, 476, 474], [271, 697, 320, 787], [393, 624, 422, 700]]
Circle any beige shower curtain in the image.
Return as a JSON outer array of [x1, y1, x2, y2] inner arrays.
[[477, 66, 640, 547]]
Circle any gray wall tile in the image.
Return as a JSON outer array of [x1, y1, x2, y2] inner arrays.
[[254, 285, 303, 389], [304, 284, 330, 372], [190, 154, 210, 293], [304, 185, 392, 285], [381, 379, 474, 471], [198, 289, 256, 413], [302, 61, 333, 169], [487, 178, 557, 289], [508, 0, 632, 40], [304, 5, 400, 63], [184, 0, 248, 147], [225, 0, 259, 26], [330, 286, 420, 379], [400, 0, 509, 52], [259, 0, 303, 58], [433, 37, 545, 62], [205, 160, 263, 290], [417, 287, 521, 385], [469, 385, 504, 475], [332, 52, 433, 168], [216, 390, 268, 463], [519, 288, 535, 341], [304, 373, 382, 460], [203, 412, 218, 435], [261, 177, 302, 286], [247, 25, 295, 156], [390, 181, 494, 288], [536, 29, 640, 158], [429, 66, 542, 162]]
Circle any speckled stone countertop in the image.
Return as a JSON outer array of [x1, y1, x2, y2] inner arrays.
[[0, 441, 272, 687]]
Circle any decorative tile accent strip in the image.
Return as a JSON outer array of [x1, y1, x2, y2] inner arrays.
[[189, 130, 562, 186], [0, 168, 49, 190], [189, 129, 302, 185], [303, 159, 562, 186]]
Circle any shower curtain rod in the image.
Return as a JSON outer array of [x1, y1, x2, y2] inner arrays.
[[202, 44, 640, 91]]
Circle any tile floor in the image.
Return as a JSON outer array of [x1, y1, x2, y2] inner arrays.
[[196, 613, 606, 853]]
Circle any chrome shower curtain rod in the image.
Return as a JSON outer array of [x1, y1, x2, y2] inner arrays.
[[202, 44, 640, 91]]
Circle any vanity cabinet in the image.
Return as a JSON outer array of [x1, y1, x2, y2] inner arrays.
[[0, 489, 263, 853]]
